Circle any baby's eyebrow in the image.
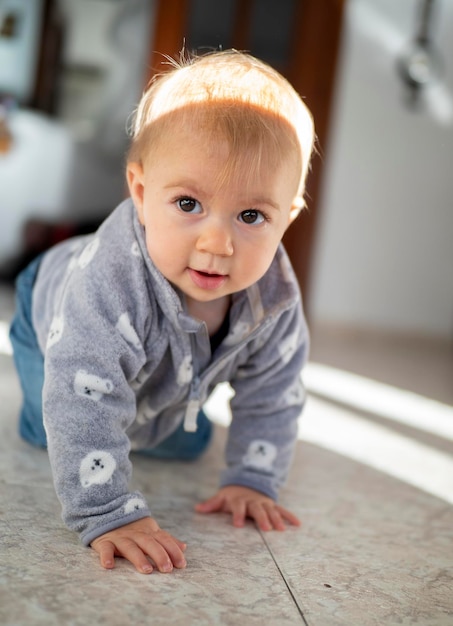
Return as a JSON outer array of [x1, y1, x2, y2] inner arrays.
[[248, 197, 280, 212], [163, 179, 202, 193], [235, 195, 281, 213]]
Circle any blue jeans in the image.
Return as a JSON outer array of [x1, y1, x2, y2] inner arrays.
[[9, 257, 212, 460]]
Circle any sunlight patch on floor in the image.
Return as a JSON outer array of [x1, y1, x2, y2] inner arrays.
[[304, 362, 453, 441], [302, 395, 453, 505], [205, 365, 453, 505]]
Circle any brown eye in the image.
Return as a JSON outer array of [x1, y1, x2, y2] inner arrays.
[[239, 210, 265, 225], [177, 197, 201, 213]]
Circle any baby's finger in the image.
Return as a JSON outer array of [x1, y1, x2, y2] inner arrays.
[[264, 505, 287, 531], [95, 539, 116, 569], [248, 502, 272, 531], [276, 505, 301, 527], [174, 538, 188, 552], [153, 532, 187, 569], [115, 537, 155, 574], [133, 535, 178, 573], [231, 499, 247, 528]]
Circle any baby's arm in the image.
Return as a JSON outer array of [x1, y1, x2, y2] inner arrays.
[[90, 517, 187, 574], [195, 485, 300, 531], [212, 278, 308, 530]]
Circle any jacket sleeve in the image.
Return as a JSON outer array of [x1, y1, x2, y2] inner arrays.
[[220, 300, 309, 501], [41, 238, 153, 546]]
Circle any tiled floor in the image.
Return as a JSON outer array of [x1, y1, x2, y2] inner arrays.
[[1, 282, 452, 625]]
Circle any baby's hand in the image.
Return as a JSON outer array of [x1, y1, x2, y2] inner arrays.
[[195, 485, 301, 531], [90, 517, 187, 574]]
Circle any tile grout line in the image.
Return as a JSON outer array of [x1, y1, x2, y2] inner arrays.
[[258, 529, 310, 625]]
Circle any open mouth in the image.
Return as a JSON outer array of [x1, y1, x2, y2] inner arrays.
[[188, 268, 227, 290], [197, 270, 223, 278]]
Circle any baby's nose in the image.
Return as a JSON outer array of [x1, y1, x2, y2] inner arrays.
[[196, 222, 233, 256]]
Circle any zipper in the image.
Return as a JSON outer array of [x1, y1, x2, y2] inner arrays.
[[183, 376, 201, 432], [182, 318, 274, 432]]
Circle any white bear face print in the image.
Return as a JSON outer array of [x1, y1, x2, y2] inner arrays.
[[78, 238, 100, 269], [283, 378, 305, 407], [80, 450, 116, 488], [242, 440, 277, 472], [46, 316, 64, 349], [177, 355, 193, 386], [74, 370, 113, 402], [124, 497, 146, 515]]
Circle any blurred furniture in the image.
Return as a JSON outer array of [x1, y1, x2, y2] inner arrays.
[[0, 106, 126, 278], [0, 108, 74, 269]]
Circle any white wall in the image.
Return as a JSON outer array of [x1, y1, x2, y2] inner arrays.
[[311, 0, 453, 339]]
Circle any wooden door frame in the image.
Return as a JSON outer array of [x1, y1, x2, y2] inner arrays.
[[147, 0, 346, 315], [284, 0, 346, 313], [30, 0, 64, 115]]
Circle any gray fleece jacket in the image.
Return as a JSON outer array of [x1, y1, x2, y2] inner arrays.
[[32, 198, 308, 546]]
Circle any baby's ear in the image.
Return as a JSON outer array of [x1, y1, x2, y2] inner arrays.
[[126, 162, 145, 224], [288, 197, 305, 224]]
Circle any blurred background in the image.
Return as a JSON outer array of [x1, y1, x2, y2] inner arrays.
[[0, 0, 452, 362]]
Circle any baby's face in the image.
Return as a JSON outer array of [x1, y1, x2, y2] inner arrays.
[[127, 123, 299, 309]]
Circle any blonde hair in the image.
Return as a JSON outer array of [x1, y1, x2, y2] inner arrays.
[[128, 50, 315, 207]]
